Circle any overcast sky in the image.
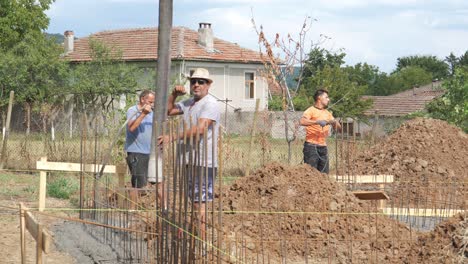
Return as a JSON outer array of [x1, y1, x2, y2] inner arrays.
[[46, 0, 468, 73]]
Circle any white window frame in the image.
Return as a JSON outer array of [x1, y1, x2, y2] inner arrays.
[[244, 71, 255, 99]]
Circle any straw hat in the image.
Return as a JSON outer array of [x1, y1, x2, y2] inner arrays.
[[189, 68, 213, 83]]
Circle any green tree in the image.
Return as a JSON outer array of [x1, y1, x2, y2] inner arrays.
[[0, 0, 60, 133], [0, 33, 68, 133], [344, 62, 387, 95], [0, 0, 54, 50], [427, 67, 468, 132], [69, 39, 141, 122], [394, 66, 433, 89], [395, 55, 448, 80], [301, 65, 372, 118], [459, 51, 468, 67], [301, 47, 346, 79], [445, 52, 459, 76]]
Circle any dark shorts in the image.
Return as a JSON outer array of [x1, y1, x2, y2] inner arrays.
[[126, 152, 149, 188], [303, 142, 329, 174], [187, 166, 217, 202]]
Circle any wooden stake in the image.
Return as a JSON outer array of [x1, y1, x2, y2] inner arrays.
[[19, 203, 26, 264], [38, 157, 47, 212], [36, 224, 43, 264]]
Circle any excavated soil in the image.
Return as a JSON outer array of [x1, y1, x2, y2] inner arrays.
[[352, 118, 468, 206], [402, 213, 467, 263], [220, 163, 415, 263]]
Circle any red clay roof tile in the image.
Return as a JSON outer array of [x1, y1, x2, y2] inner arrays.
[[65, 27, 264, 64]]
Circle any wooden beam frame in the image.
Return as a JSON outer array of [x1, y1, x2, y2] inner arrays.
[[20, 203, 52, 264], [382, 208, 465, 217], [36, 156, 127, 212], [330, 174, 394, 183]]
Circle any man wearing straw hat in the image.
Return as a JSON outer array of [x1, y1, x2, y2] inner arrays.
[[159, 68, 220, 244]]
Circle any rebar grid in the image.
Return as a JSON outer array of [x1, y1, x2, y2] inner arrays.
[[74, 118, 466, 263]]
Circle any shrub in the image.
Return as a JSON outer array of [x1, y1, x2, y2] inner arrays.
[[47, 175, 79, 199]]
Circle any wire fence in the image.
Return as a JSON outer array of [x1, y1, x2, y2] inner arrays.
[[0, 101, 410, 175]]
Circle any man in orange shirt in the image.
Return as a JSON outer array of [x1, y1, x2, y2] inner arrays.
[[300, 89, 341, 173]]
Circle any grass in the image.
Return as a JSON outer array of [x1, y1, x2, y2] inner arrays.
[[47, 174, 80, 200], [0, 172, 39, 200]]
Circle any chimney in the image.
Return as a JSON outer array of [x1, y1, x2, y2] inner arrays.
[[64, 30, 74, 53], [198, 23, 214, 52]]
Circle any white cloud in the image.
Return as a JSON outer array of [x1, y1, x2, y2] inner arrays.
[[46, 0, 468, 73]]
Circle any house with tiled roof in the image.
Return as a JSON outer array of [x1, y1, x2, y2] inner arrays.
[[362, 81, 444, 117], [356, 81, 445, 137], [63, 23, 269, 113]]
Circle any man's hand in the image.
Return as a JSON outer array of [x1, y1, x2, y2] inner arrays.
[[172, 85, 186, 97], [316, 120, 327, 127], [141, 104, 153, 114], [157, 135, 171, 146]]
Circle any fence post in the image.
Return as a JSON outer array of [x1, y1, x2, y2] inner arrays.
[[245, 99, 260, 177], [0, 91, 14, 169]]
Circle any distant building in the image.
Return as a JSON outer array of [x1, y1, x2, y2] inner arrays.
[[63, 23, 269, 112], [358, 81, 445, 137]]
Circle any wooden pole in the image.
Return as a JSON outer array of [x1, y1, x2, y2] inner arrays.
[[19, 203, 26, 264], [117, 164, 127, 208], [36, 224, 43, 264], [38, 157, 47, 212], [244, 99, 260, 177], [0, 91, 14, 169]]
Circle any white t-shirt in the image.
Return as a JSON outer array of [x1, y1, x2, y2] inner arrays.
[[176, 94, 220, 167]]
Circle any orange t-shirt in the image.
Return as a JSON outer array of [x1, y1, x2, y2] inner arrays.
[[302, 106, 334, 146]]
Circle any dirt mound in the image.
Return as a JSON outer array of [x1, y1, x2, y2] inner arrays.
[[352, 118, 467, 206], [353, 118, 467, 182], [402, 213, 467, 263], [221, 163, 414, 263]]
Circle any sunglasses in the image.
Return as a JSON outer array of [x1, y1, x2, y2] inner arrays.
[[190, 79, 208, 85]]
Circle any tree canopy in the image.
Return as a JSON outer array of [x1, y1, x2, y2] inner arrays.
[[395, 55, 448, 80], [0, 0, 54, 51], [426, 67, 468, 132], [69, 39, 140, 113]]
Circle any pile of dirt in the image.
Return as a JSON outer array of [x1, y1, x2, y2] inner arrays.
[[401, 213, 467, 263], [220, 163, 415, 263], [353, 118, 467, 182], [352, 118, 467, 204]]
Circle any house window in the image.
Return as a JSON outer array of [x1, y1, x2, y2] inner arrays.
[[245, 72, 255, 99]]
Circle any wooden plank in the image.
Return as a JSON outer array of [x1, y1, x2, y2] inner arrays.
[[352, 191, 389, 200], [382, 208, 466, 217], [25, 211, 52, 253], [39, 170, 47, 212], [36, 224, 43, 264], [331, 174, 394, 183], [20, 203, 26, 264], [36, 160, 117, 174]]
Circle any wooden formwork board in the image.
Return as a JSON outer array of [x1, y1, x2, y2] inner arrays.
[[20, 203, 53, 264], [382, 208, 466, 217], [352, 191, 389, 200], [331, 174, 394, 183], [25, 211, 52, 253]]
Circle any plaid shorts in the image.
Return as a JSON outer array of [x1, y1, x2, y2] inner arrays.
[[186, 166, 217, 202]]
